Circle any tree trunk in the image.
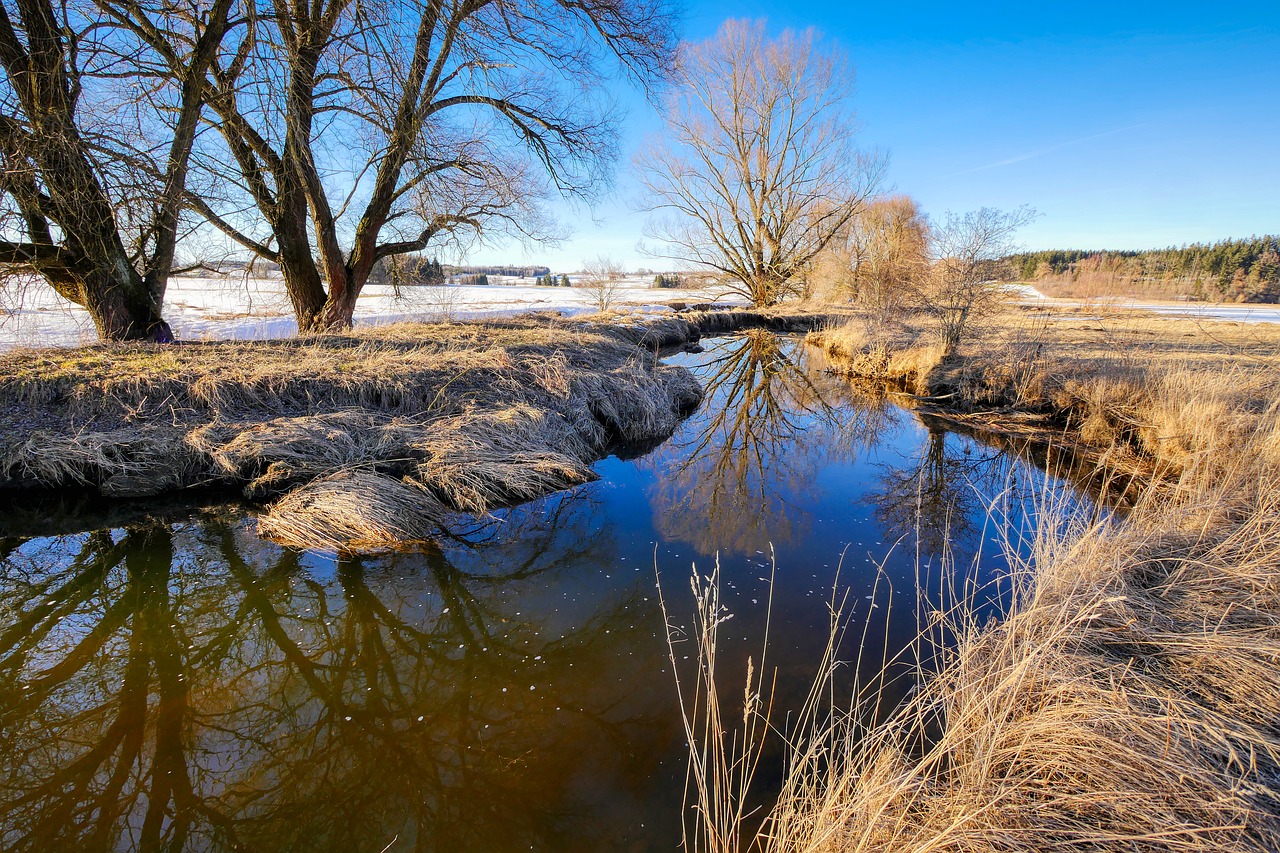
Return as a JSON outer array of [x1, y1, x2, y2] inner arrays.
[[79, 262, 173, 342], [275, 203, 329, 333]]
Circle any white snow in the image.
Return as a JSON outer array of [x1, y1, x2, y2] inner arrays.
[[0, 273, 742, 350], [1008, 285, 1280, 325]]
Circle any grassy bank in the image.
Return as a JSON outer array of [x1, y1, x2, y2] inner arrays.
[[755, 305, 1280, 851], [0, 308, 842, 551], [811, 306, 1280, 497]]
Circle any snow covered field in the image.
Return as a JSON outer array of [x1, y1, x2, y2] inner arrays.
[[0, 274, 742, 350], [1009, 284, 1280, 325], [7, 276, 1274, 351]]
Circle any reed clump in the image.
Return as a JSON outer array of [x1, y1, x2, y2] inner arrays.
[[257, 470, 448, 552]]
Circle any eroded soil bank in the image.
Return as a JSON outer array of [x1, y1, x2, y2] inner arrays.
[[0, 309, 842, 549]]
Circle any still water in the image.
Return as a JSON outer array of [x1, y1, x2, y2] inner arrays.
[[0, 332, 1101, 852]]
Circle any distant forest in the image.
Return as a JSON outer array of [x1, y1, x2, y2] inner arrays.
[[1008, 236, 1280, 302], [366, 257, 552, 286]]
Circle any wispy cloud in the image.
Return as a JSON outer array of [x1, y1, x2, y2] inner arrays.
[[951, 124, 1147, 176]]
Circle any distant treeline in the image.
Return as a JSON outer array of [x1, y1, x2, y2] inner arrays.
[[451, 265, 551, 277], [1009, 236, 1280, 302], [366, 258, 553, 286]]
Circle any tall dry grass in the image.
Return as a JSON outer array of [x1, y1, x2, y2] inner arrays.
[[682, 307, 1280, 852]]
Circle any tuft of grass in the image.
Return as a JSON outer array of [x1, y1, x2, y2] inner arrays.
[[257, 470, 447, 552]]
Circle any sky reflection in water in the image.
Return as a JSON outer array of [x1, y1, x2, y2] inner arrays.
[[0, 333, 1102, 852]]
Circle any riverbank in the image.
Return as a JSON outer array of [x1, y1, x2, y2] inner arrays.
[[811, 305, 1280, 497], [770, 304, 1280, 851], [0, 308, 841, 551]]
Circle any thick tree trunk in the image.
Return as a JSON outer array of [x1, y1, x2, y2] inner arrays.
[[314, 283, 360, 332], [275, 201, 329, 333], [79, 263, 173, 342]]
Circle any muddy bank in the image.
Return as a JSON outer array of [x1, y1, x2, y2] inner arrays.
[[0, 309, 842, 549]]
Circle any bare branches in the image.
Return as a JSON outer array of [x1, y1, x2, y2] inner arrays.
[[920, 205, 1039, 352], [814, 195, 929, 318], [193, 0, 676, 332], [579, 254, 626, 312], [0, 0, 236, 340], [637, 19, 883, 307]]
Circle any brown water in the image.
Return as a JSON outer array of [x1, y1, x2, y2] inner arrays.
[[0, 332, 1104, 852]]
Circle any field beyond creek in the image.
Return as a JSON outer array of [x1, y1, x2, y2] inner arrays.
[[3, 301, 1280, 851]]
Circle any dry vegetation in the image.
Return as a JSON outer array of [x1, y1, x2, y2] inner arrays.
[[1031, 269, 1205, 301], [743, 304, 1280, 852], [0, 309, 843, 550], [0, 314, 704, 549], [811, 305, 1280, 488]]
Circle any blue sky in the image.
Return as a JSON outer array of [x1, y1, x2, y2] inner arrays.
[[473, 1, 1279, 271]]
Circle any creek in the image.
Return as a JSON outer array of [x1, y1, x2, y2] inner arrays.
[[0, 332, 1105, 852]]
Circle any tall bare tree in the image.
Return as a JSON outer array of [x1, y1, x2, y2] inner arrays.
[[0, 0, 233, 341], [636, 19, 882, 308], [193, 0, 675, 332]]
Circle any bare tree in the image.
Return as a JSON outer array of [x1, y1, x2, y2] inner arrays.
[[193, 0, 675, 332], [921, 205, 1037, 353], [849, 195, 929, 317], [0, 0, 234, 341], [636, 19, 882, 308], [579, 255, 627, 312], [811, 194, 929, 317]]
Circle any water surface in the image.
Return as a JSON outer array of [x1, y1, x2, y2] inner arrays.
[[0, 332, 1101, 851]]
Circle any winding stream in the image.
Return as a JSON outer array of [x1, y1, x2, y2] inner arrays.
[[0, 332, 1104, 852]]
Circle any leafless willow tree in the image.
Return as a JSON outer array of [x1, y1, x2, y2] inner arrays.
[[921, 205, 1037, 353], [636, 19, 882, 307], [0, 0, 233, 340], [189, 0, 675, 332]]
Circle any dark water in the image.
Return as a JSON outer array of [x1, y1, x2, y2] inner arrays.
[[0, 332, 1102, 852]]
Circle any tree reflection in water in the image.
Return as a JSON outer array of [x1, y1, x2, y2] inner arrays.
[[640, 332, 1104, 716], [645, 330, 902, 556], [0, 491, 679, 852]]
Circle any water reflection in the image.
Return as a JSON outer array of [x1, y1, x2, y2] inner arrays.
[[0, 493, 680, 852], [649, 333, 1108, 565], [646, 330, 901, 555], [0, 332, 1110, 852]]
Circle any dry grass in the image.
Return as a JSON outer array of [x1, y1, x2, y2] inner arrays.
[[1031, 270, 1204, 301], [769, 476, 1280, 852], [412, 404, 598, 513], [750, 304, 1280, 852], [809, 306, 1280, 489], [0, 314, 708, 546], [257, 470, 448, 551], [810, 319, 945, 395], [0, 309, 838, 549]]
